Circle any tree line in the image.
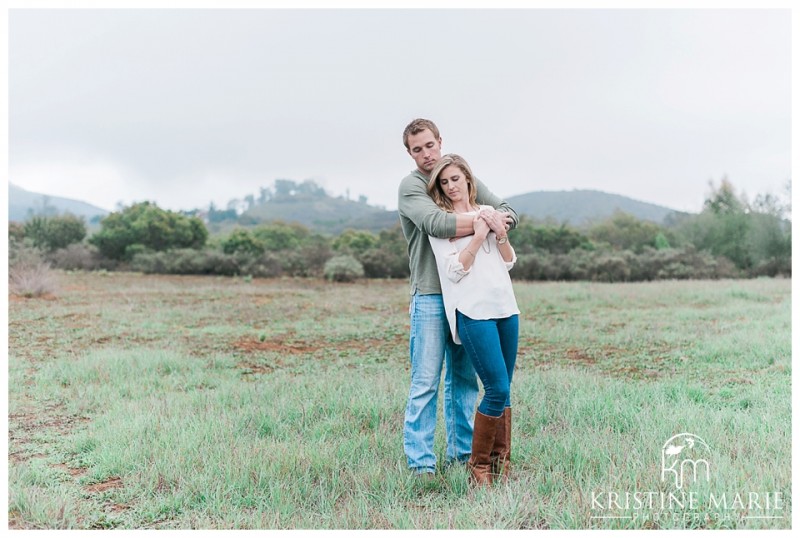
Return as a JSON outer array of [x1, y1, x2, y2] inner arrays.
[[8, 179, 791, 282]]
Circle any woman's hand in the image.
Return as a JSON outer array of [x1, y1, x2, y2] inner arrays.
[[460, 216, 491, 270], [473, 214, 491, 239]]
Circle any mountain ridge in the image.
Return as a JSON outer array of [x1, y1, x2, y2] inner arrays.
[[504, 189, 687, 226], [8, 182, 687, 232], [8, 183, 110, 223]]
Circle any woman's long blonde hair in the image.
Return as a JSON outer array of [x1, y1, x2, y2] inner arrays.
[[427, 154, 478, 212]]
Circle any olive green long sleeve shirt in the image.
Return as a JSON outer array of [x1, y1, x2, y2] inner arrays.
[[398, 169, 519, 295]]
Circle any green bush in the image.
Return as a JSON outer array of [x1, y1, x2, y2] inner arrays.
[[512, 246, 739, 282], [130, 248, 283, 277], [222, 229, 265, 256], [323, 255, 364, 283], [239, 253, 283, 278], [360, 247, 410, 279], [131, 249, 229, 275], [280, 240, 333, 278], [332, 229, 379, 257], [586, 211, 669, 254], [48, 244, 116, 271], [90, 202, 208, 260], [8, 221, 25, 243], [252, 222, 310, 252], [358, 226, 410, 279], [675, 179, 791, 274], [509, 217, 593, 255], [23, 214, 87, 252]]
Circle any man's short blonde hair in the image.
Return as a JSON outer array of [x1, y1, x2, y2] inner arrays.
[[402, 118, 441, 150]]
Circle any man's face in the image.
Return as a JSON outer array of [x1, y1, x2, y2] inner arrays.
[[406, 129, 442, 175]]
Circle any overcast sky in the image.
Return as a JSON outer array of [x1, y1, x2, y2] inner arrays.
[[8, 8, 792, 214]]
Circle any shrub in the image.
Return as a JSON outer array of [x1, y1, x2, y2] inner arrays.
[[281, 242, 333, 278], [90, 201, 208, 260], [592, 254, 632, 282], [222, 229, 265, 256], [252, 221, 310, 252], [654, 232, 671, 250], [510, 218, 592, 255], [9, 246, 57, 298], [587, 211, 668, 253], [358, 226, 410, 279], [129, 248, 283, 278], [332, 229, 379, 257], [511, 246, 739, 282], [750, 257, 791, 278], [48, 244, 116, 271], [238, 252, 283, 278], [360, 247, 410, 279], [23, 214, 87, 251], [9, 221, 25, 243], [323, 255, 364, 283], [131, 249, 227, 276]]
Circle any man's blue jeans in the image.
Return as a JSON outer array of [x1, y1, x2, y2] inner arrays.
[[456, 311, 519, 418], [404, 293, 479, 473]]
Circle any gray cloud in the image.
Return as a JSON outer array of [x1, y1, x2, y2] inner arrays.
[[9, 9, 791, 213]]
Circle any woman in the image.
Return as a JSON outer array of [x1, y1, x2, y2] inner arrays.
[[427, 154, 520, 486]]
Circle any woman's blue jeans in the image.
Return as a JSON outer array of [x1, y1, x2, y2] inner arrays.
[[456, 311, 519, 418]]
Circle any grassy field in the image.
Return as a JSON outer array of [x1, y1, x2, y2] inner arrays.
[[6, 272, 792, 529]]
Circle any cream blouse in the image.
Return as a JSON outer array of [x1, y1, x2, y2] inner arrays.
[[428, 206, 520, 344]]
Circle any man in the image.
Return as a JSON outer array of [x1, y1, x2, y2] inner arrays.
[[398, 118, 518, 477]]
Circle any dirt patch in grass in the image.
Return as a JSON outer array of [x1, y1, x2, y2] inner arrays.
[[8, 451, 47, 464], [9, 404, 93, 475], [336, 335, 406, 353], [8, 293, 59, 302], [9, 407, 89, 435], [233, 339, 321, 354], [611, 365, 662, 380], [85, 477, 124, 493], [238, 361, 277, 374], [233, 335, 406, 376], [232, 334, 406, 357], [52, 463, 89, 477], [565, 348, 597, 364], [723, 376, 755, 385]]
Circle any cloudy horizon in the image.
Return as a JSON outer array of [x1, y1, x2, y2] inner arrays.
[[9, 8, 791, 215]]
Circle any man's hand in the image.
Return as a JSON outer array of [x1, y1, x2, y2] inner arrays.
[[478, 208, 511, 236]]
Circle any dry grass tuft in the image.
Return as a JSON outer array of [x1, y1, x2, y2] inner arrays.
[[9, 249, 58, 298]]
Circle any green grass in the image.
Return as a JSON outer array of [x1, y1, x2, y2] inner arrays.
[[7, 273, 791, 529]]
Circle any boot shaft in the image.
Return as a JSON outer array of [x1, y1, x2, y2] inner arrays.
[[468, 411, 502, 486], [492, 407, 512, 479]]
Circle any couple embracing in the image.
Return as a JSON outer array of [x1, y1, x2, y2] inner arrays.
[[398, 118, 521, 486]]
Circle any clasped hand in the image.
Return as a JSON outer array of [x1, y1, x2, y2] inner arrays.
[[474, 208, 511, 237]]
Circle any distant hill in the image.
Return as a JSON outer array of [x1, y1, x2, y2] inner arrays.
[[236, 188, 684, 233], [8, 183, 110, 223], [7, 180, 687, 233], [506, 189, 685, 226], [240, 193, 399, 234]]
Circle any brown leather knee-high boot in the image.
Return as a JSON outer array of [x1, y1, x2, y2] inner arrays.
[[468, 411, 502, 486], [491, 407, 512, 480]]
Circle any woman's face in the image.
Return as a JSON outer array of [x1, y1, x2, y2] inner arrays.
[[438, 164, 470, 204]]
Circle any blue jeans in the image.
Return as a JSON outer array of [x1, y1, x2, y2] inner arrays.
[[456, 311, 519, 418], [404, 293, 479, 473]]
